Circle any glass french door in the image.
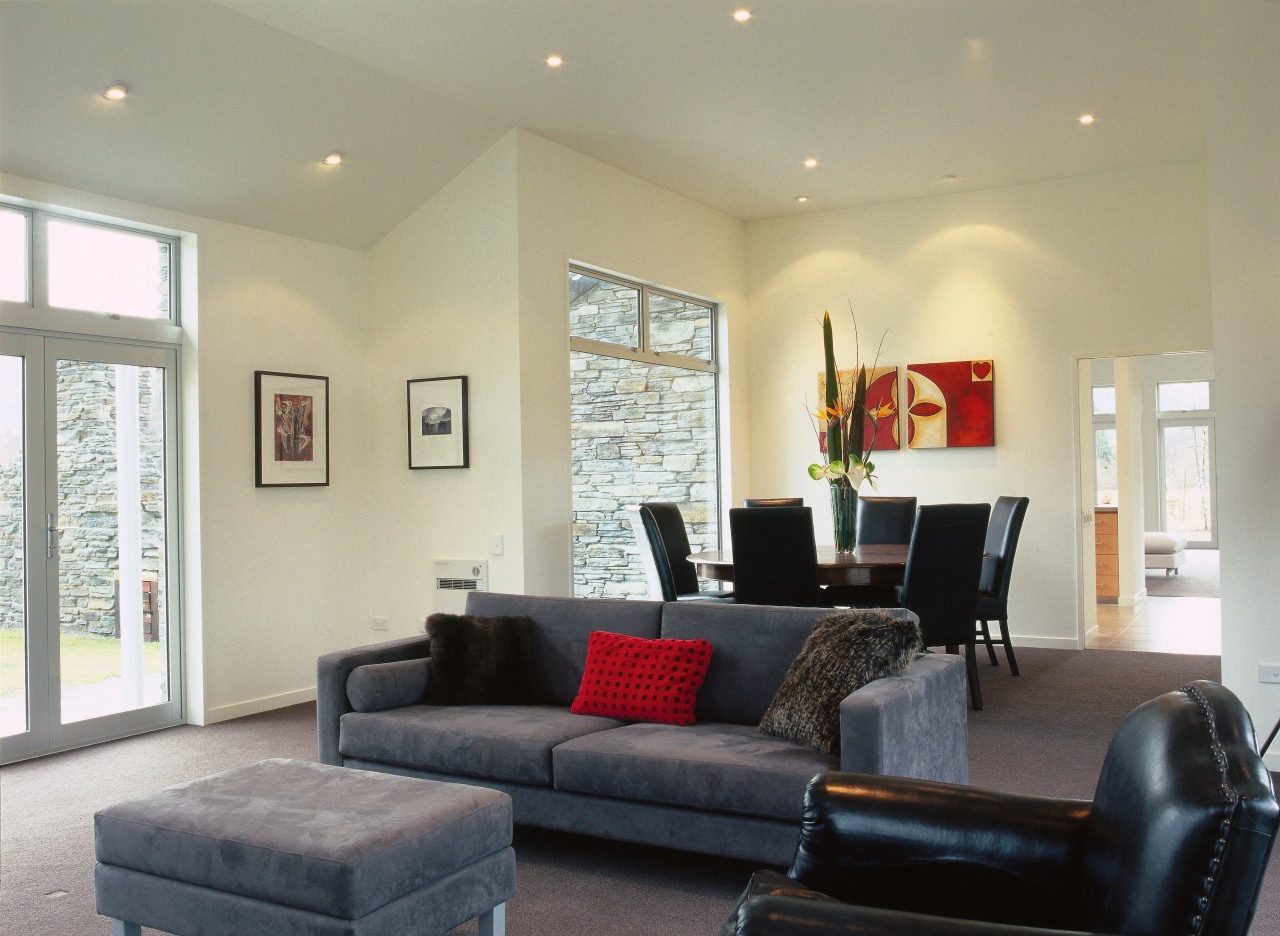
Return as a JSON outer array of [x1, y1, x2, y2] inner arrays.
[[0, 333, 182, 763], [1160, 417, 1217, 548]]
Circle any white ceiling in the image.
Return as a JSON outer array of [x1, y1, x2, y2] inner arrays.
[[0, 0, 1206, 251]]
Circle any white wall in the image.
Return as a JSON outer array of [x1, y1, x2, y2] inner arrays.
[[1202, 0, 1280, 763], [0, 174, 375, 725], [744, 162, 1212, 648], [364, 133, 523, 635], [512, 130, 748, 596]]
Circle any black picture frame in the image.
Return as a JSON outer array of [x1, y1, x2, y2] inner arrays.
[[407, 376, 469, 469], [254, 370, 330, 487]]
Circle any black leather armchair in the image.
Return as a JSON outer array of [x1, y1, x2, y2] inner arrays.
[[723, 680, 1279, 936]]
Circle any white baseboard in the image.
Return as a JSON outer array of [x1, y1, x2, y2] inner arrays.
[[1009, 635, 1085, 650], [198, 687, 316, 726]]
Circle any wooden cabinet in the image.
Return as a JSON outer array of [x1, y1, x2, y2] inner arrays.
[[1095, 506, 1118, 601]]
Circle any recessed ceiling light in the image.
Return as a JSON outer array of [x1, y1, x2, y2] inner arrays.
[[1078, 113, 1096, 126], [101, 82, 130, 101], [733, 9, 752, 22], [941, 173, 959, 182], [795, 195, 809, 203], [322, 152, 343, 166], [546, 54, 564, 68], [803, 158, 819, 169]]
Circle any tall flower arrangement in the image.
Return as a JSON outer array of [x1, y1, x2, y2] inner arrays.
[[808, 310, 883, 550]]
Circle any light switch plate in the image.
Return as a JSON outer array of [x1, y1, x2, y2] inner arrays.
[[1259, 664, 1280, 684]]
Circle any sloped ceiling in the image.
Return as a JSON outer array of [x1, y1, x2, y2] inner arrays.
[[1, 0, 1206, 250]]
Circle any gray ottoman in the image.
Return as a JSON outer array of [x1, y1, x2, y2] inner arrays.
[[94, 758, 514, 936]]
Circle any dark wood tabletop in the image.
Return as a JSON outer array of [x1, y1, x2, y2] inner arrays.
[[688, 544, 908, 587]]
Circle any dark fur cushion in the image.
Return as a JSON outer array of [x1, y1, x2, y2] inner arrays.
[[424, 613, 542, 705], [757, 610, 923, 755]]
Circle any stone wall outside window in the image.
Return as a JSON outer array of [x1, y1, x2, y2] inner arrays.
[[0, 361, 165, 636], [570, 279, 719, 599]]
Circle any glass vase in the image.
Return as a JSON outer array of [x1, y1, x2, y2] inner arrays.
[[829, 481, 859, 553]]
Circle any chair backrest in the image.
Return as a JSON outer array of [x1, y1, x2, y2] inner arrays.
[[898, 503, 990, 647], [855, 496, 918, 545], [743, 497, 805, 508], [625, 502, 701, 601], [978, 496, 1029, 600], [1077, 680, 1279, 936], [728, 506, 823, 607]]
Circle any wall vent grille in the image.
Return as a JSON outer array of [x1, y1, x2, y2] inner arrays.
[[434, 560, 488, 592]]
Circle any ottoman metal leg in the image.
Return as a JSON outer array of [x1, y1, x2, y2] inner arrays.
[[479, 902, 507, 936], [111, 921, 141, 936]]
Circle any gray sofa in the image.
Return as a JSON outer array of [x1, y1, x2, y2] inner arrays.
[[317, 592, 968, 866]]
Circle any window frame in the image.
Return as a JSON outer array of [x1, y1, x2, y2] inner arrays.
[[0, 198, 181, 346], [569, 265, 717, 375], [567, 264, 724, 599]]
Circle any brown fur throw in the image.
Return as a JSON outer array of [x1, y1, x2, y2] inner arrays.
[[423, 613, 542, 705], [757, 610, 923, 755]]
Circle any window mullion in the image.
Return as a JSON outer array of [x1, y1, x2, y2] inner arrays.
[[30, 210, 49, 311]]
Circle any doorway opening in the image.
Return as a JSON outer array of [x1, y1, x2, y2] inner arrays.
[[1078, 352, 1219, 655]]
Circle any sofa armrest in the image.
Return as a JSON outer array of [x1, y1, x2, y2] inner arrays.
[[316, 635, 431, 765], [838, 651, 968, 783], [726, 896, 1091, 936], [787, 772, 1090, 925]]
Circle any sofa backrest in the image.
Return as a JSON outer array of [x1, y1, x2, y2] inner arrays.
[[660, 602, 919, 725], [465, 592, 664, 706]]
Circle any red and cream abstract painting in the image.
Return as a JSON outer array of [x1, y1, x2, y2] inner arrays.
[[819, 366, 901, 451], [906, 360, 995, 448]]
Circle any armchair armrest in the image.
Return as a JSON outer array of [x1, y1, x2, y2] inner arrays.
[[728, 896, 1092, 936], [839, 652, 968, 783], [789, 772, 1091, 927], [316, 635, 431, 765]]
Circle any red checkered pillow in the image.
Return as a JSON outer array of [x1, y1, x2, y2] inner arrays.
[[570, 631, 714, 725]]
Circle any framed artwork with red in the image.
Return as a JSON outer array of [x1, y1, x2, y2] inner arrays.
[[906, 360, 994, 448]]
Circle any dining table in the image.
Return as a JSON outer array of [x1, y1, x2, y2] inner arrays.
[[687, 543, 908, 587]]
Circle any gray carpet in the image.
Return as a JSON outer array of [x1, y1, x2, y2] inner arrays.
[[2, 647, 1276, 935], [1146, 547, 1220, 598]]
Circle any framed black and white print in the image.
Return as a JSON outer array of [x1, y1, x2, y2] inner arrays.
[[407, 376, 469, 469], [255, 370, 330, 487]]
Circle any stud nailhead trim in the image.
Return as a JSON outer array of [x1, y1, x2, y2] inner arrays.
[[1179, 684, 1239, 935]]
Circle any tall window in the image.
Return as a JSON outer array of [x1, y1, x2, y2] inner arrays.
[[1157, 380, 1215, 546], [1, 199, 183, 762], [1092, 386, 1117, 506], [568, 267, 720, 598]]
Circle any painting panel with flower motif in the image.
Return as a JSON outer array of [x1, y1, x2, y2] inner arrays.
[[817, 366, 900, 452]]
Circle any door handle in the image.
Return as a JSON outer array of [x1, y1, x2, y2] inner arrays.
[[46, 513, 61, 558]]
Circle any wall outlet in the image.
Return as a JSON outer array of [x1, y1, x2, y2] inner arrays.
[[1259, 664, 1280, 684], [370, 616, 389, 632]]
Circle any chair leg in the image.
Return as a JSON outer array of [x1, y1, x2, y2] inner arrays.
[[978, 619, 998, 665], [998, 615, 1019, 676], [964, 642, 983, 711]]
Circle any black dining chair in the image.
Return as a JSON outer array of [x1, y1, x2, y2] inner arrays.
[[743, 497, 805, 508], [728, 506, 827, 607], [897, 503, 991, 710], [625, 503, 733, 602], [855, 496, 918, 546], [975, 496, 1030, 676]]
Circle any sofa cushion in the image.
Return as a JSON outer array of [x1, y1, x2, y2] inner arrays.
[[465, 592, 664, 706], [1144, 531, 1188, 554], [758, 610, 923, 754], [570, 631, 713, 725], [347, 658, 431, 712], [340, 705, 623, 786], [552, 722, 836, 820], [660, 602, 920, 726], [423, 613, 541, 705]]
